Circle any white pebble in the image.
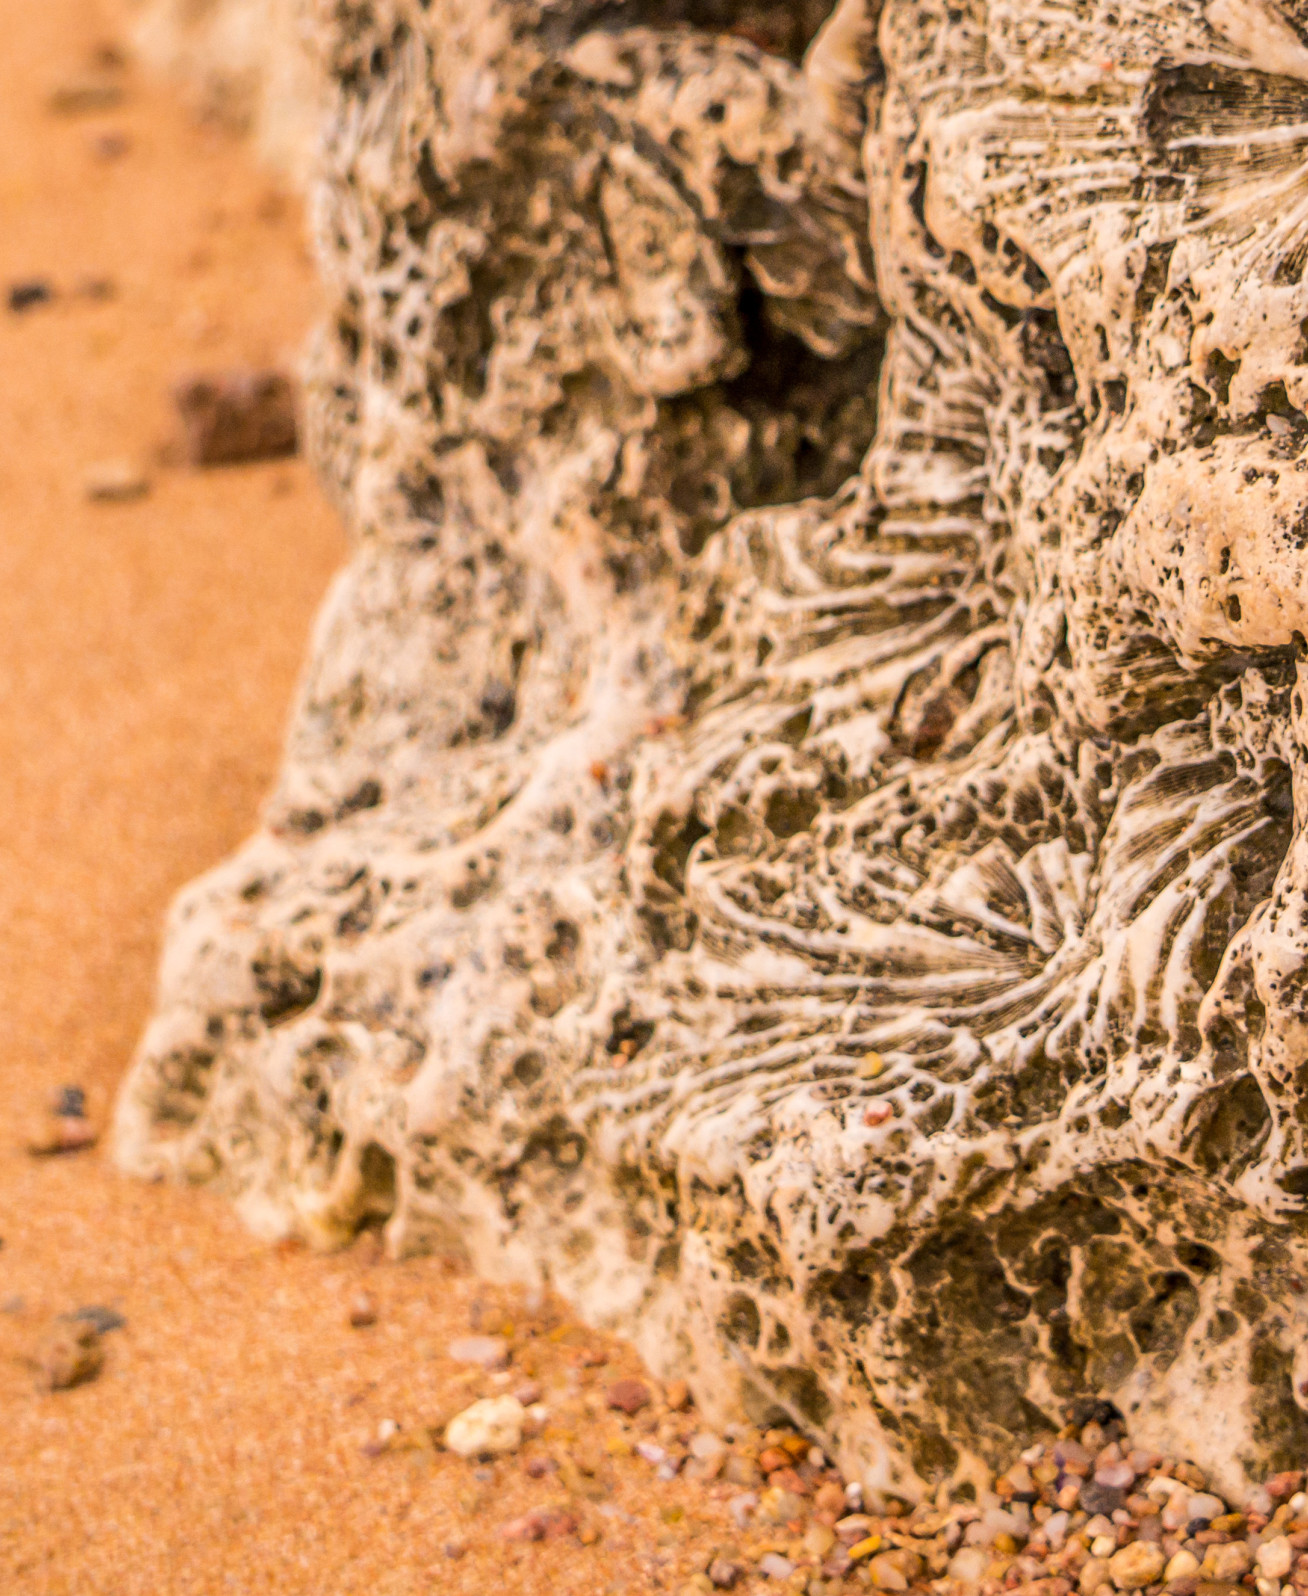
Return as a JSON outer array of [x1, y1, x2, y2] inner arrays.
[[443, 1395, 525, 1458], [1094, 1461, 1135, 1489], [447, 1334, 509, 1369], [729, 1492, 758, 1528], [758, 1553, 795, 1580], [948, 1548, 990, 1582], [1044, 1511, 1070, 1549], [1259, 1537, 1294, 1581]]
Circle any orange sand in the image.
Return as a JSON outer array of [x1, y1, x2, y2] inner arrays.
[[0, 4, 751, 1590]]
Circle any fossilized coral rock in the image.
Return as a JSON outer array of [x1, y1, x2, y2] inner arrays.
[[120, 0, 1308, 1499]]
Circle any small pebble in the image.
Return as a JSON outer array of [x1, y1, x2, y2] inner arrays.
[[1258, 1537, 1294, 1580], [707, 1557, 741, 1589], [728, 1492, 758, 1528], [26, 1115, 97, 1157], [1108, 1539, 1166, 1590], [756, 1552, 794, 1580], [173, 368, 298, 466], [607, 1377, 651, 1414], [347, 1291, 377, 1328], [89, 129, 130, 159], [48, 75, 123, 113], [1095, 1459, 1136, 1489], [57, 1086, 87, 1118], [37, 1319, 103, 1391], [8, 279, 53, 313], [444, 1395, 524, 1459], [85, 459, 148, 503], [66, 1305, 125, 1334], [447, 1334, 509, 1369]]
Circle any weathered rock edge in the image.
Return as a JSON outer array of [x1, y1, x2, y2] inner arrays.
[[118, 0, 1308, 1502]]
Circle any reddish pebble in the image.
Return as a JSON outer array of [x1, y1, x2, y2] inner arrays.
[[514, 1380, 543, 1406], [759, 1447, 792, 1473], [606, 1377, 651, 1414], [502, 1507, 577, 1542], [768, 1466, 810, 1496], [1270, 1473, 1305, 1500]]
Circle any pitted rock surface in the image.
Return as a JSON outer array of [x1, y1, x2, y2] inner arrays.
[[119, 0, 1308, 1500]]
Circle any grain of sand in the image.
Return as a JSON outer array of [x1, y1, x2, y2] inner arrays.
[[0, 3, 752, 1590]]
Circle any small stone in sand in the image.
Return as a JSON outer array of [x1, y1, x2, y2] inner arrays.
[[85, 460, 148, 502], [501, 1506, 578, 1543], [89, 129, 130, 159], [1108, 1540, 1166, 1590], [38, 1319, 104, 1391], [606, 1377, 651, 1414], [27, 1115, 98, 1157], [447, 1334, 509, 1370], [66, 1305, 125, 1335], [173, 369, 298, 466], [347, 1291, 377, 1328], [444, 1395, 525, 1459], [9, 280, 53, 313], [756, 1552, 794, 1580], [48, 75, 123, 113], [707, 1557, 741, 1588], [664, 1378, 690, 1411]]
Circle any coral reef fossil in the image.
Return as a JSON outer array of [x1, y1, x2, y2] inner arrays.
[[118, 0, 1308, 1497]]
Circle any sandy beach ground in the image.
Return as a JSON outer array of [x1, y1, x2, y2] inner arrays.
[[0, 3, 763, 1590]]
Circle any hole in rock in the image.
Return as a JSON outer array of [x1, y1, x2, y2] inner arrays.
[[357, 1141, 398, 1224], [254, 957, 322, 1027], [576, 0, 835, 61]]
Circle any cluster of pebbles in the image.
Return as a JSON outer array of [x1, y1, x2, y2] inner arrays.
[[430, 1356, 1308, 1596]]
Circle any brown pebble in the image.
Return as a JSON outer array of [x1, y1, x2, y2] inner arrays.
[[708, 1557, 742, 1589], [173, 369, 298, 467], [606, 1377, 651, 1415], [37, 1319, 104, 1391], [443, 1539, 467, 1560], [513, 1380, 543, 1406], [88, 129, 130, 159], [48, 75, 123, 114], [665, 1378, 690, 1411], [348, 1291, 377, 1328]]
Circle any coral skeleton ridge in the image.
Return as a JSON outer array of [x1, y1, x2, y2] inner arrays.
[[119, 0, 1308, 1499]]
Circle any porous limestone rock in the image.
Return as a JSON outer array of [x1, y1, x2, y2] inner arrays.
[[118, 0, 1308, 1500]]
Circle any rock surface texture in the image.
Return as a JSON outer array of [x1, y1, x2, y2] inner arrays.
[[118, 0, 1308, 1501]]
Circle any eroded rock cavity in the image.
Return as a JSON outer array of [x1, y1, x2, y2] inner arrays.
[[118, 0, 1308, 1501]]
